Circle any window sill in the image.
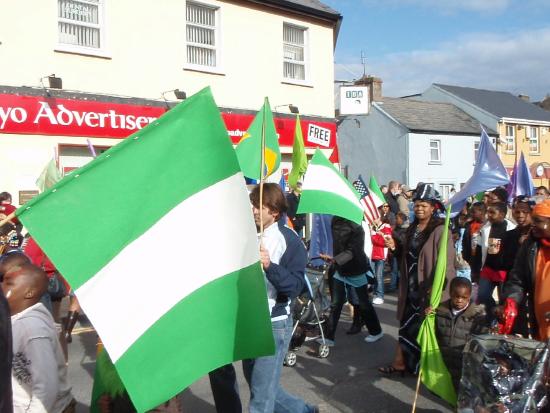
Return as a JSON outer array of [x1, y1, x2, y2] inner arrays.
[[183, 64, 225, 76], [428, 161, 442, 165], [529, 152, 541, 156], [504, 151, 516, 155], [55, 44, 112, 59], [281, 79, 313, 88]]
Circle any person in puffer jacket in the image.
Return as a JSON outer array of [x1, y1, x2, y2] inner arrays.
[[435, 277, 488, 391]]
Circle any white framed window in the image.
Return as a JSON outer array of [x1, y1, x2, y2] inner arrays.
[[185, 1, 221, 72], [528, 126, 540, 153], [474, 140, 480, 164], [56, 0, 108, 57], [505, 125, 515, 153], [439, 184, 454, 202], [283, 23, 308, 83], [429, 139, 441, 163]]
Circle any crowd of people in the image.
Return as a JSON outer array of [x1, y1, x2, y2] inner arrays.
[[1, 180, 550, 412]]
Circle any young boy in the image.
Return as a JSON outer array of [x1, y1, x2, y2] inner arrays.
[[476, 202, 515, 319], [435, 277, 487, 391], [1, 263, 74, 413]]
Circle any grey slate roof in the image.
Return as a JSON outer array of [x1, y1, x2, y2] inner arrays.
[[250, 0, 340, 19], [434, 84, 550, 122], [378, 97, 497, 135], [285, 0, 339, 15]]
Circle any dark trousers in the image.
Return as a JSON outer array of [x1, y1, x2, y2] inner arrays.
[[208, 364, 242, 413], [327, 276, 382, 340]]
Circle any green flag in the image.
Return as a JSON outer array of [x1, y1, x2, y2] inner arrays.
[[36, 158, 62, 192], [416, 206, 457, 406], [235, 97, 281, 180], [368, 175, 386, 206], [297, 149, 363, 224], [288, 115, 307, 190], [17, 88, 274, 412]]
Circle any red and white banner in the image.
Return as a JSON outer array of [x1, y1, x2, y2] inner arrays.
[[0, 93, 336, 148]]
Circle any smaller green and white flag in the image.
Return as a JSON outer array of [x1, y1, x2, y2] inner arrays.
[[36, 158, 62, 192], [297, 149, 363, 224], [368, 175, 386, 206], [288, 115, 307, 190]]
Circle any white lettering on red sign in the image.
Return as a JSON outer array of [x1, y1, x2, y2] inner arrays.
[[307, 123, 331, 147], [0, 101, 158, 131]]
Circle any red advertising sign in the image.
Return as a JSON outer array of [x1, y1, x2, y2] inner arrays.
[[0, 93, 336, 148]]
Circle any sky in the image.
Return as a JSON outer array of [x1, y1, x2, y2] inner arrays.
[[322, 0, 550, 101]]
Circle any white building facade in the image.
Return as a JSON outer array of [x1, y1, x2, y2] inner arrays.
[[0, 0, 341, 203]]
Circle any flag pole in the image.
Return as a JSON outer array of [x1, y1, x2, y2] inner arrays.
[[411, 369, 422, 413], [259, 101, 266, 238], [0, 212, 16, 227]]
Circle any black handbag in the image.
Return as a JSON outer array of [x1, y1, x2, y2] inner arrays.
[[47, 272, 66, 301]]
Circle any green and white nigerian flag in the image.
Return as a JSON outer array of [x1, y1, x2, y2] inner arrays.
[[16, 88, 275, 412], [297, 149, 364, 224]]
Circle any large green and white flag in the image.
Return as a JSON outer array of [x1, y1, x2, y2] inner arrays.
[[297, 149, 363, 224], [16, 88, 274, 412]]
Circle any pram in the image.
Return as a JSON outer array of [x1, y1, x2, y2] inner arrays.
[[284, 260, 331, 367]]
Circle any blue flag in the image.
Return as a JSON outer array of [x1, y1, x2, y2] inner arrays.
[[448, 128, 509, 213], [507, 152, 534, 202], [308, 214, 333, 267]]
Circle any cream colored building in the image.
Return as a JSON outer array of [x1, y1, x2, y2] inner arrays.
[[0, 0, 341, 204]]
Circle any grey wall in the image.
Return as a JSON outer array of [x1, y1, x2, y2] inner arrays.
[[337, 107, 409, 186], [418, 86, 499, 131]]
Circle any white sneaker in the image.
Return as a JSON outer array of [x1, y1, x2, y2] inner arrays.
[[372, 297, 384, 305], [364, 332, 384, 343]]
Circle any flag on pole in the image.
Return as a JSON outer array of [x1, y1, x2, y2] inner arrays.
[[297, 149, 363, 224], [416, 206, 457, 406], [235, 97, 280, 180], [288, 115, 307, 189], [35, 158, 62, 192], [353, 175, 383, 225], [16, 88, 275, 412], [368, 175, 386, 206], [448, 128, 509, 213], [507, 152, 535, 202], [328, 145, 339, 164]]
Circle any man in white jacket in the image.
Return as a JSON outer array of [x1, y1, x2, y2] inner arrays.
[[1, 263, 74, 413]]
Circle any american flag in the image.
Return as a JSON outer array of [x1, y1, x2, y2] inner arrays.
[[353, 175, 383, 225]]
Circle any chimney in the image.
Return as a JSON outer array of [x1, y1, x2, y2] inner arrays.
[[518, 94, 530, 102], [354, 75, 383, 103]]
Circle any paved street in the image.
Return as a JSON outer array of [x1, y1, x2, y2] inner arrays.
[[68, 292, 452, 413]]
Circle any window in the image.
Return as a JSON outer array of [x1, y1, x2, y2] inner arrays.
[[186, 1, 219, 69], [528, 126, 540, 153], [474, 140, 480, 164], [283, 23, 307, 82], [429, 139, 441, 163], [505, 125, 515, 153], [439, 184, 454, 202], [57, 0, 105, 55]]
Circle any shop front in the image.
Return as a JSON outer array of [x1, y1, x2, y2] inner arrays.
[[0, 86, 337, 205]]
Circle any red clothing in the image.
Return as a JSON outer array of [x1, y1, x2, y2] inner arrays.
[[0, 204, 19, 224], [480, 266, 507, 282], [371, 223, 392, 261], [24, 237, 56, 278]]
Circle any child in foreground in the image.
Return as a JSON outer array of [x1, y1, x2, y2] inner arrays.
[[435, 277, 488, 391], [1, 263, 74, 413]]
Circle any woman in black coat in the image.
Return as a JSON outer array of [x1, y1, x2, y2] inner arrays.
[[321, 216, 383, 345]]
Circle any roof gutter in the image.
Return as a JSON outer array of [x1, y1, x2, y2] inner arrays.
[[500, 117, 550, 127], [244, 0, 343, 45]]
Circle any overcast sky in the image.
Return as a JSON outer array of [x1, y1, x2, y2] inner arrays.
[[322, 0, 550, 101]]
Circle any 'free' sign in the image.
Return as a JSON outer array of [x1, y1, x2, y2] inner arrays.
[[307, 124, 331, 147]]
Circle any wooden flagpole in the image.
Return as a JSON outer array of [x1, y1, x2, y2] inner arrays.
[[259, 101, 266, 238], [411, 369, 422, 413]]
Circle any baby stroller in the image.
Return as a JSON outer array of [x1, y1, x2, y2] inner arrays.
[[284, 260, 331, 367]]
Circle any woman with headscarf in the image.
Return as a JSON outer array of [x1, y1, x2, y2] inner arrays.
[[500, 200, 550, 339], [378, 184, 456, 375]]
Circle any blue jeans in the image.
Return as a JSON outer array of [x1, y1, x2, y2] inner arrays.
[[242, 317, 315, 413], [373, 260, 385, 299], [389, 256, 399, 291]]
